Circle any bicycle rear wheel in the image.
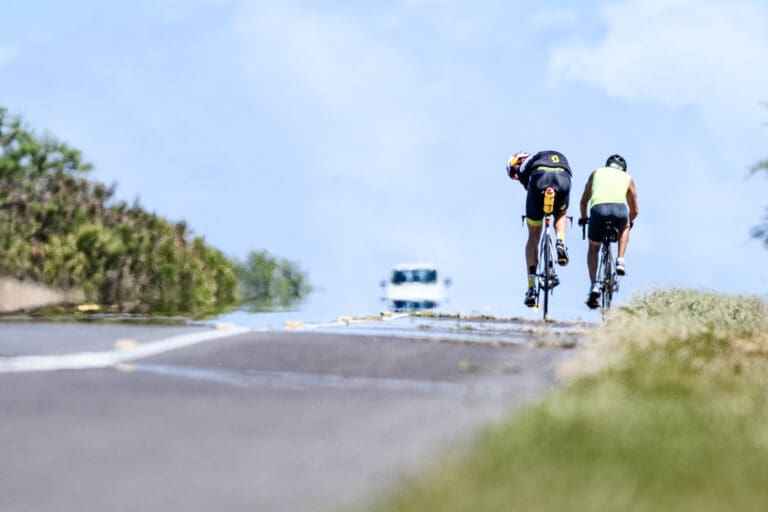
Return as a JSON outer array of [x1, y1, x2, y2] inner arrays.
[[538, 234, 552, 320]]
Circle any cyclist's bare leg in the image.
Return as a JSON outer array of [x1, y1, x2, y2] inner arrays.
[[554, 211, 568, 239], [526, 223, 542, 269], [588, 240, 600, 282], [618, 225, 630, 258]]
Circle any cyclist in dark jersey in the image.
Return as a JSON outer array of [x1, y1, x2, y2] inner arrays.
[[507, 150, 573, 307]]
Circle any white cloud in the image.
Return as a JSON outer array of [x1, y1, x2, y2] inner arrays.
[[530, 8, 578, 32], [0, 45, 19, 65], [549, 0, 768, 119], [232, 4, 440, 187]]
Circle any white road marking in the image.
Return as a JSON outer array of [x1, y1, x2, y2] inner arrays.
[[0, 326, 251, 373], [283, 313, 411, 331], [131, 363, 508, 398]]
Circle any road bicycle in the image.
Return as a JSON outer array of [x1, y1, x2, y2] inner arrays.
[[582, 218, 620, 313], [522, 187, 570, 321]]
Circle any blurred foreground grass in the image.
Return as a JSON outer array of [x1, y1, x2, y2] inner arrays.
[[374, 289, 768, 512]]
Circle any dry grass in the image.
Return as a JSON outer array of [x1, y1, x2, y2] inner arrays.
[[372, 288, 768, 512]]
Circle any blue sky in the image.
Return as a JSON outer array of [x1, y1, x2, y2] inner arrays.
[[2, 0, 768, 320]]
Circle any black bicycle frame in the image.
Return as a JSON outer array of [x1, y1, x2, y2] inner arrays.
[[582, 218, 620, 313]]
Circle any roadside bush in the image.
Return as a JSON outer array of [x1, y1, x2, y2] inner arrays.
[[0, 106, 238, 316]]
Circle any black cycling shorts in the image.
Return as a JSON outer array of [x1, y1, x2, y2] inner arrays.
[[588, 203, 629, 242], [525, 169, 571, 225]]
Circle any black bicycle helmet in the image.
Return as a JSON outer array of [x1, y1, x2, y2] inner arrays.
[[606, 154, 627, 171]]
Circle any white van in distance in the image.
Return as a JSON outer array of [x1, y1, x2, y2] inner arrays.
[[380, 262, 451, 312]]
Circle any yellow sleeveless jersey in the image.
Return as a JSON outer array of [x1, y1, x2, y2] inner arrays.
[[590, 166, 631, 209]]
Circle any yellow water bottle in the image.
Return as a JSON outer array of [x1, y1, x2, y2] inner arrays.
[[543, 187, 555, 214]]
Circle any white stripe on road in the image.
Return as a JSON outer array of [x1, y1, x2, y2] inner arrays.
[[0, 326, 251, 373], [131, 363, 508, 398]]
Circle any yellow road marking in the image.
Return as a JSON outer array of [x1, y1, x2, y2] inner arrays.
[[114, 339, 138, 350]]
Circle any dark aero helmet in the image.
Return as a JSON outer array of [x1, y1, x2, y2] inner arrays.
[[606, 154, 627, 171]]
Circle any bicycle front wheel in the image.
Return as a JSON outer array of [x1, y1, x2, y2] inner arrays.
[[601, 245, 614, 310]]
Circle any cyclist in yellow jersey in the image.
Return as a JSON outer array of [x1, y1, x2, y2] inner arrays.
[[578, 154, 639, 309]]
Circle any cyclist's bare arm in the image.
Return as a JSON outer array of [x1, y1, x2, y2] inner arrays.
[[626, 178, 638, 221], [579, 171, 595, 219]]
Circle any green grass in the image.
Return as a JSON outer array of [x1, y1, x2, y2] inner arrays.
[[373, 289, 768, 512]]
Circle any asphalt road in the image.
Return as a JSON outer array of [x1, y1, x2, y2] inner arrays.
[[0, 320, 580, 512]]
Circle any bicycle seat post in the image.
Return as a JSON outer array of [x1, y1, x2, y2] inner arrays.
[[602, 220, 619, 244]]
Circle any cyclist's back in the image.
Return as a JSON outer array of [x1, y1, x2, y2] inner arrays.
[[518, 151, 572, 182], [588, 165, 631, 242], [520, 150, 572, 193], [590, 166, 631, 208], [519, 150, 573, 227]]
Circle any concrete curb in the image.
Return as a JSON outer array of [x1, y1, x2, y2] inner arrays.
[[0, 277, 78, 313]]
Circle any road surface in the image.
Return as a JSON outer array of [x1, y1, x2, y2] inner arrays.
[[0, 317, 583, 511]]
